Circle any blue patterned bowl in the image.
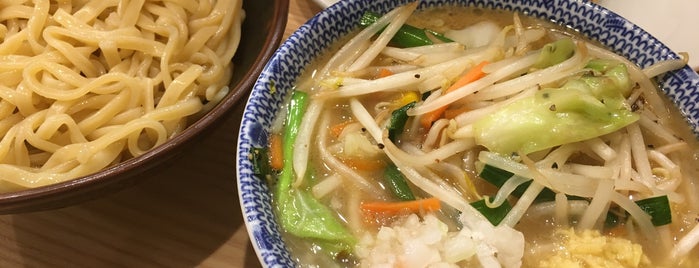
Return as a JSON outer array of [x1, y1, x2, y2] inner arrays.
[[237, 0, 699, 266]]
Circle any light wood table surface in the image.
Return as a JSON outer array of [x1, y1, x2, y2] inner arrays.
[[0, 0, 321, 267]]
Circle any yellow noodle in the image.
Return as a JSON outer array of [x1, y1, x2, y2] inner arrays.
[[0, 0, 243, 191]]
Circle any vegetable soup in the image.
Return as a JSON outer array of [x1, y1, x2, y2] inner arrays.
[[252, 3, 699, 267]]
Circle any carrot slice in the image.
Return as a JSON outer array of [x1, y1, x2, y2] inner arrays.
[[330, 120, 354, 138], [360, 197, 441, 215], [268, 133, 284, 170], [341, 157, 387, 171], [377, 68, 394, 78], [443, 106, 471, 119], [420, 61, 488, 128]]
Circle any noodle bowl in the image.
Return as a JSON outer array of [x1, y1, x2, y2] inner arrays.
[[0, 0, 243, 191], [238, 0, 699, 267]]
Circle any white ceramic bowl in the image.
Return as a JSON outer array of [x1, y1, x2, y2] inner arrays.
[[237, 0, 699, 266]]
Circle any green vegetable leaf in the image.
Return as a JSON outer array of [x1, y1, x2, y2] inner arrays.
[[533, 38, 576, 69], [275, 91, 355, 251], [473, 58, 639, 155], [278, 190, 355, 249]]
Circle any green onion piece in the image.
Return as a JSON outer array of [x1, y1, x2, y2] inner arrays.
[[359, 11, 453, 48], [421, 91, 431, 101], [635, 195, 672, 226], [606, 195, 672, 228], [387, 101, 416, 143], [604, 209, 622, 228], [478, 164, 557, 202], [383, 163, 416, 201], [250, 147, 272, 177], [470, 197, 512, 225]]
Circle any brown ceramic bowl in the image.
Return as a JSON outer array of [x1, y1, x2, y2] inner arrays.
[[0, 0, 289, 214]]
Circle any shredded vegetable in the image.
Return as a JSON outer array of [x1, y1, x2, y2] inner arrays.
[[360, 197, 441, 215]]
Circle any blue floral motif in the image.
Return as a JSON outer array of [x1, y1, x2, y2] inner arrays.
[[237, 0, 699, 266]]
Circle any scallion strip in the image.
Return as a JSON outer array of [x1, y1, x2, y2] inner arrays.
[[605, 195, 672, 227], [383, 163, 416, 201], [635, 195, 672, 226], [359, 11, 453, 48], [250, 147, 272, 177], [478, 164, 556, 202], [470, 197, 512, 225], [387, 101, 416, 143]]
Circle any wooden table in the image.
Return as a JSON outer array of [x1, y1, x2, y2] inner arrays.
[[0, 0, 321, 267]]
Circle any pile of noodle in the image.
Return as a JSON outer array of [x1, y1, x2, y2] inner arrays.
[[0, 0, 243, 191]]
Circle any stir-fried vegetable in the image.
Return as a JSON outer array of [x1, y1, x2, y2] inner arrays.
[[387, 101, 416, 143], [360, 197, 441, 215], [250, 147, 273, 178], [533, 38, 576, 69], [631, 195, 672, 226], [359, 11, 453, 47], [274, 91, 355, 253], [420, 60, 488, 129], [341, 157, 387, 171], [268, 133, 284, 170], [383, 163, 416, 201], [480, 162, 673, 227], [478, 163, 557, 202], [470, 197, 512, 225], [473, 52, 639, 155]]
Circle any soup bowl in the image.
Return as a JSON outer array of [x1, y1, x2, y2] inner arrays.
[[237, 0, 699, 266], [0, 0, 289, 214]]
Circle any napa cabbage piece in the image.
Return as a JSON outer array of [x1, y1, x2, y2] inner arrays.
[[533, 38, 576, 69], [275, 91, 356, 254], [473, 58, 639, 155]]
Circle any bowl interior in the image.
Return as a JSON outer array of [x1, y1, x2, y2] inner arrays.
[[0, 0, 289, 214], [238, 0, 699, 266]]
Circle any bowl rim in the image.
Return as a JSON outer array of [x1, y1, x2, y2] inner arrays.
[[237, 0, 699, 266], [0, 0, 291, 214]]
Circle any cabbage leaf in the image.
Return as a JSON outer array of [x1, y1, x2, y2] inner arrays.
[[473, 58, 639, 155], [274, 91, 355, 254]]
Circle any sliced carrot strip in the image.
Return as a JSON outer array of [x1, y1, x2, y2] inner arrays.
[[268, 133, 284, 170], [360, 197, 441, 215], [420, 61, 488, 128], [377, 68, 394, 78], [443, 106, 471, 119], [330, 120, 354, 138], [341, 157, 387, 171]]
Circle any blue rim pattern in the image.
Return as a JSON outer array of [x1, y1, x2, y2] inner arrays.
[[237, 0, 699, 266]]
